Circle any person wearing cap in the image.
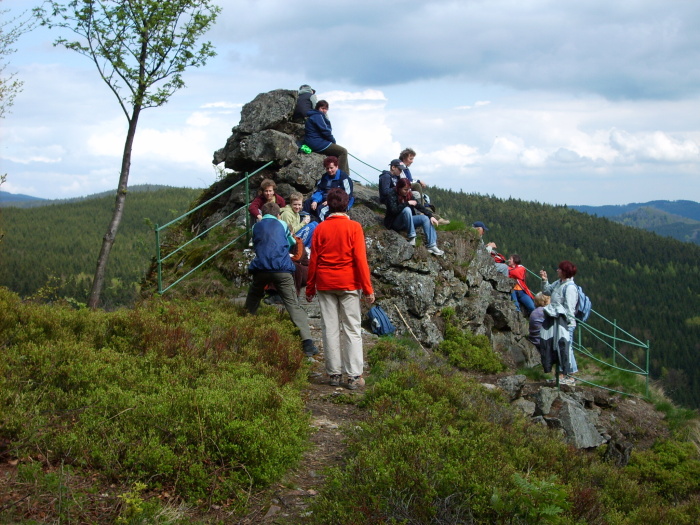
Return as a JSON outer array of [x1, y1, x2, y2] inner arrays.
[[399, 148, 450, 225], [292, 84, 317, 122], [472, 221, 508, 275], [303, 100, 350, 175], [378, 159, 407, 205]]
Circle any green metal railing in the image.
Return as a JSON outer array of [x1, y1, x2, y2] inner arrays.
[[525, 267, 650, 398], [154, 161, 273, 294]]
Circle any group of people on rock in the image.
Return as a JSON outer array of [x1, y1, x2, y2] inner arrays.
[[243, 84, 583, 389]]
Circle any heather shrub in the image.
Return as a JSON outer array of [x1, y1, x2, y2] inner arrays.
[[1, 290, 310, 507], [436, 307, 505, 374]]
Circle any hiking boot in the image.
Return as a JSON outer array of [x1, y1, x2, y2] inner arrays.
[[559, 376, 576, 386], [427, 245, 444, 256], [329, 374, 341, 387], [346, 376, 365, 390], [302, 339, 318, 357], [407, 237, 416, 246], [437, 218, 450, 225]]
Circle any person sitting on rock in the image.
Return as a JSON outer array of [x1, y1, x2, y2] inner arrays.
[[245, 201, 318, 357], [507, 254, 535, 316], [527, 292, 551, 350], [280, 191, 317, 248], [384, 178, 444, 256], [303, 100, 350, 175], [248, 179, 286, 222], [304, 156, 354, 222], [399, 147, 449, 225], [378, 159, 407, 205], [292, 84, 317, 122], [472, 221, 509, 275]]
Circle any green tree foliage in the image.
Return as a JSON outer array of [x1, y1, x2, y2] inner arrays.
[[0, 186, 201, 307], [34, 0, 221, 308], [429, 189, 700, 408]]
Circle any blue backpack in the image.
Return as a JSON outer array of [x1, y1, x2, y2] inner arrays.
[[367, 305, 396, 336], [565, 282, 592, 322]]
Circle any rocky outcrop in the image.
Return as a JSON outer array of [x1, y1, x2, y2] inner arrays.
[[203, 88, 539, 365]]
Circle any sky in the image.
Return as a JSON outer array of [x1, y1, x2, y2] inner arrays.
[[1, 0, 699, 205]]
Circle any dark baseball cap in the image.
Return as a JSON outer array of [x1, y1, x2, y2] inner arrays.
[[389, 159, 406, 170], [472, 221, 489, 231]]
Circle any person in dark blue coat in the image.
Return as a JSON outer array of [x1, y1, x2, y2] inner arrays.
[[304, 156, 354, 222], [304, 100, 350, 175], [245, 201, 318, 357]]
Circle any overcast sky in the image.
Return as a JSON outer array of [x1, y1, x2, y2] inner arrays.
[[1, 0, 699, 205]]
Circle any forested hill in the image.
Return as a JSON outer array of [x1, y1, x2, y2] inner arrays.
[[571, 200, 700, 245], [0, 186, 202, 307], [428, 188, 700, 408]]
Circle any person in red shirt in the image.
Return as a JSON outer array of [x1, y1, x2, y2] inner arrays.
[[306, 188, 375, 390], [508, 254, 535, 316]]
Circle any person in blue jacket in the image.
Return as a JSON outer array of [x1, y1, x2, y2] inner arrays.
[[245, 201, 318, 357], [304, 156, 354, 222], [303, 100, 350, 175]]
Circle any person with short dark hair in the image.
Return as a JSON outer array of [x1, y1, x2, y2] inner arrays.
[[384, 178, 444, 256], [306, 188, 375, 390], [245, 201, 318, 357], [303, 100, 350, 174], [378, 159, 407, 205], [248, 179, 286, 222]]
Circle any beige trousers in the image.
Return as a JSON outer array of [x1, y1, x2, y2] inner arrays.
[[317, 289, 364, 377]]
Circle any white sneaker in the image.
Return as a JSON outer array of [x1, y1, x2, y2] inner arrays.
[[559, 376, 576, 386], [427, 245, 444, 256], [407, 237, 416, 246]]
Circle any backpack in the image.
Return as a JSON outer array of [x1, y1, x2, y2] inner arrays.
[[367, 305, 396, 336], [565, 282, 592, 322]]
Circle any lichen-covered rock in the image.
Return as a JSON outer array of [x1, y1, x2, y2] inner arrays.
[[238, 89, 297, 134]]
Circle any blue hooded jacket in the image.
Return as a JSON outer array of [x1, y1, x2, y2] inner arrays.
[[248, 215, 296, 274], [304, 109, 336, 152], [311, 169, 355, 209]]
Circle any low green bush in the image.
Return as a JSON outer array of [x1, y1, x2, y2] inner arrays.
[[436, 308, 505, 374], [1, 289, 310, 508]]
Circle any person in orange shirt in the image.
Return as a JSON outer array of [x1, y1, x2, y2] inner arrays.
[[306, 188, 375, 390]]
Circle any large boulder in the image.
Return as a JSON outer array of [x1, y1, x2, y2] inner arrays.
[[238, 89, 297, 134]]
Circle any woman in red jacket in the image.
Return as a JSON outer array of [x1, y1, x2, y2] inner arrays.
[[508, 254, 535, 316], [306, 188, 375, 390]]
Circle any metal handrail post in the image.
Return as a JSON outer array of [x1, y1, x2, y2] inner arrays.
[[613, 319, 618, 366], [155, 224, 163, 294], [245, 172, 250, 244], [646, 340, 650, 399]]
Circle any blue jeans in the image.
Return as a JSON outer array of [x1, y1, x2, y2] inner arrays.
[[511, 289, 535, 316], [568, 325, 578, 373], [392, 207, 437, 247]]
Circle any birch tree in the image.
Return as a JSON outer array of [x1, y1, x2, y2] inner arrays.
[[35, 0, 221, 308]]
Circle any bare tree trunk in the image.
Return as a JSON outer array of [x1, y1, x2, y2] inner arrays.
[[87, 106, 141, 309]]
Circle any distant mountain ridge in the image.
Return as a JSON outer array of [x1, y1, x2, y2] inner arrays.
[[570, 200, 700, 245], [0, 184, 201, 208]]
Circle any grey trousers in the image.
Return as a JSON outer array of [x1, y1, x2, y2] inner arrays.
[[245, 272, 312, 341], [317, 289, 363, 377]]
